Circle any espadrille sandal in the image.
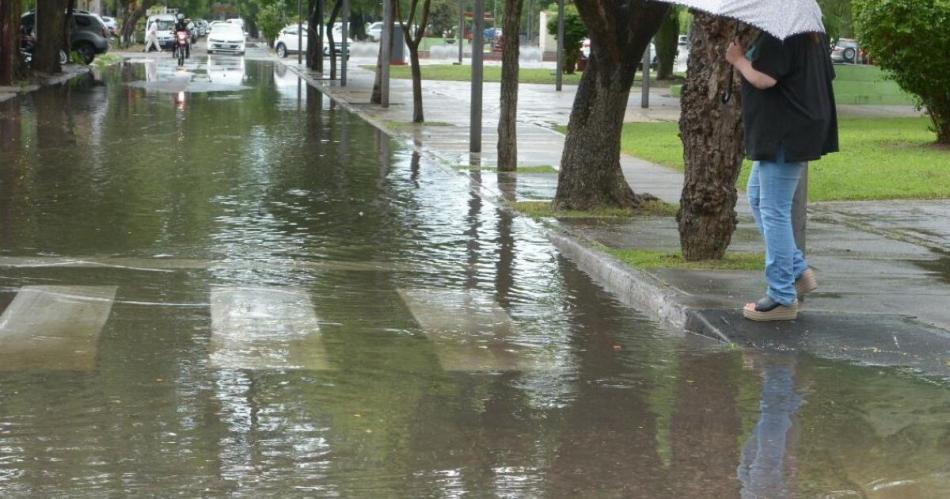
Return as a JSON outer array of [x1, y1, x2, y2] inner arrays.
[[743, 296, 799, 322]]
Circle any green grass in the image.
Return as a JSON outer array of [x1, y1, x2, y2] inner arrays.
[[454, 164, 558, 174], [361, 64, 679, 87], [606, 248, 764, 271], [92, 53, 123, 68], [383, 120, 454, 132], [614, 117, 949, 201], [669, 65, 914, 105], [513, 199, 678, 219]]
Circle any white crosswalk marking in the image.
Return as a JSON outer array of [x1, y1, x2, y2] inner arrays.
[[210, 287, 331, 370], [0, 286, 117, 371], [398, 289, 540, 372]]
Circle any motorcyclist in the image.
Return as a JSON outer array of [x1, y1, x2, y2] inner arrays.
[[173, 13, 190, 58]]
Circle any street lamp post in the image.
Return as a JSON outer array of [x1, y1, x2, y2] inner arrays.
[[297, 0, 302, 65], [457, 1, 464, 65], [641, 44, 650, 108], [555, 0, 564, 91], [381, 0, 393, 107], [470, 0, 484, 153], [341, 0, 349, 85]]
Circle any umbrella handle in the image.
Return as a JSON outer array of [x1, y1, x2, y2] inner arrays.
[[721, 67, 734, 104], [721, 21, 741, 104]]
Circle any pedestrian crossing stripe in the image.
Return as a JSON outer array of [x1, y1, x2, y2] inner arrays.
[[209, 287, 331, 371], [398, 289, 543, 372], [0, 286, 117, 371]]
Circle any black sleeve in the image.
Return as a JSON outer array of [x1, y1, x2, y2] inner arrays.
[[751, 35, 794, 81]]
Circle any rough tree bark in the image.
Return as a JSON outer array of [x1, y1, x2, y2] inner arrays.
[[371, 3, 395, 104], [0, 0, 21, 85], [677, 12, 757, 260], [307, 0, 320, 70], [34, 0, 68, 74], [396, 0, 432, 122], [553, 0, 669, 211], [497, 0, 524, 172], [327, 0, 342, 79]]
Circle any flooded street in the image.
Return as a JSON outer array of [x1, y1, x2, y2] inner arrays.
[[1, 57, 949, 497]]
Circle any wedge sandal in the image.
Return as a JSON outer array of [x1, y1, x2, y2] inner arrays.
[[743, 296, 799, 322], [795, 268, 818, 299]]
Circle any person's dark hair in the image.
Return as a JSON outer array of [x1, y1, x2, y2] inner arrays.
[[807, 32, 822, 44]]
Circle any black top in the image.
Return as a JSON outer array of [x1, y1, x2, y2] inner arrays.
[[741, 32, 839, 163]]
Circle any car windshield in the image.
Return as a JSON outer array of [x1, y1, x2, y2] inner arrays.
[[156, 20, 174, 31], [213, 25, 242, 37]]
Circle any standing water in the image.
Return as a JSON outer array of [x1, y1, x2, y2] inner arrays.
[[0, 58, 948, 497]]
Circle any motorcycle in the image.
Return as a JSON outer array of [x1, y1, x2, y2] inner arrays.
[[19, 34, 68, 67], [173, 30, 189, 66]]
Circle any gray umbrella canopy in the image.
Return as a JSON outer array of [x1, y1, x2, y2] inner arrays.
[[657, 0, 825, 40]]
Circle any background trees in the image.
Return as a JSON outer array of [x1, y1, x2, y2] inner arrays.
[[552, 0, 668, 211], [545, 4, 585, 74], [854, 0, 950, 144]]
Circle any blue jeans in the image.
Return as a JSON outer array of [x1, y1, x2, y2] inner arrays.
[[747, 150, 808, 305]]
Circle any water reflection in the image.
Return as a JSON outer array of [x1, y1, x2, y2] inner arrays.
[[0, 60, 949, 497]]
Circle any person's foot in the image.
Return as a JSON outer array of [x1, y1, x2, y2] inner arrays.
[[796, 268, 818, 299], [743, 296, 798, 322]]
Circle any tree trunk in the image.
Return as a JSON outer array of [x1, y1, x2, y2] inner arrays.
[[677, 13, 756, 261], [497, 0, 524, 172], [307, 0, 319, 69], [553, 0, 669, 211], [64, 0, 76, 54], [407, 43, 423, 122], [654, 7, 680, 80], [327, 0, 342, 80], [34, 0, 68, 74], [315, 0, 324, 72], [371, 3, 396, 104], [0, 0, 21, 85], [121, 1, 154, 47]]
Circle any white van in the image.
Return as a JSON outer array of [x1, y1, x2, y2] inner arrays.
[[147, 14, 177, 49]]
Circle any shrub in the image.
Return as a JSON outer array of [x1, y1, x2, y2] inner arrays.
[[256, 3, 283, 47], [853, 0, 950, 144], [546, 4, 587, 74]]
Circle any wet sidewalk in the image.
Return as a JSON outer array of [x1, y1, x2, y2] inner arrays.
[[279, 57, 950, 378]]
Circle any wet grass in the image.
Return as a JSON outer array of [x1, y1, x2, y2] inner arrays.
[[513, 199, 678, 219], [383, 120, 454, 132], [614, 117, 950, 201], [607, 248, 764, 271], [361, 65, 680, 87], [669, 65, 914, 105], [92, 53, 123, 69], [454, 165, 558, 174]]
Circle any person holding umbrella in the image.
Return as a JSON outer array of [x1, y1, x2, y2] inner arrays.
[[727, 26, 838, 321], [654, 0, 838, 320]]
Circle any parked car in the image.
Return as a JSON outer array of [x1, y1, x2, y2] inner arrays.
[[831, 38, 861, 64], [207, 22, 246, 55], [367, 21, 383, 42], [580, 38, 656, 69], [227, 18, 246, 36], [100, 15, 117, 36], [274, 23, 354, 58], [20, 10, 110, 64], [195, 19, 209, 37]]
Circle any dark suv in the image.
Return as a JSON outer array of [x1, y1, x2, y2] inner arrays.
[[21, 10, 110, 64]]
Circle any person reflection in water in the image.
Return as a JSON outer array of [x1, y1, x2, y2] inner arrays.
[[737, 353, 803, 498]]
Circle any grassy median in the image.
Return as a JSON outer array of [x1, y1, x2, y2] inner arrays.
[[616, 117, 949, 201], [362, 64, 681, 87]]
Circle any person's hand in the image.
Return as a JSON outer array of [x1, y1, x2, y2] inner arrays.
[[726, 39, 745, 66]]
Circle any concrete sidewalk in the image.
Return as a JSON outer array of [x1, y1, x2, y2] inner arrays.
[[279, 57, 950, 378]]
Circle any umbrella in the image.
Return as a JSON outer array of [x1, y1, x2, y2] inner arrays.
[[655, 0, 825, 102], [655, 0, 825, 40]]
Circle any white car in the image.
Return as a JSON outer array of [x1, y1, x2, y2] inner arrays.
[[274, 23, 354, 58], [227, 18, 246, 35], [100, 15, 117, 36], [367, 21, 383, 42], [147, 14, 177, 50], [207, 23, 246, 55]]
